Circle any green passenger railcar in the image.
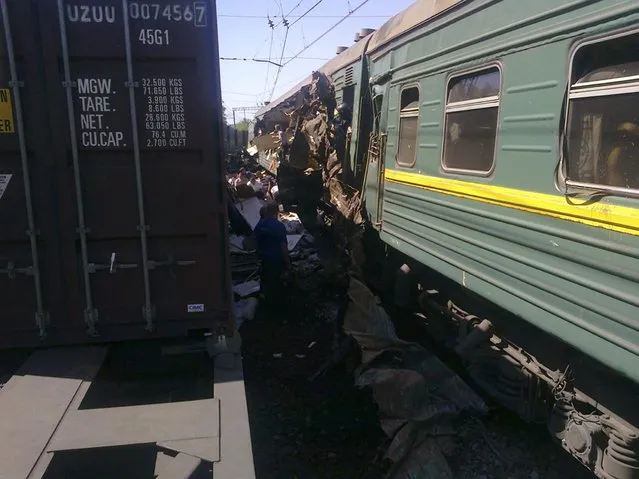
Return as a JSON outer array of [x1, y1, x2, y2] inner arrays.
[[361, 1, 639, 476], [254, 1, 639, 476]]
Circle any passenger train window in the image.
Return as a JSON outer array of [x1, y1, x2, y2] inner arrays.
[[566, 32, 639, 191], [397, 86, 420, 167], [442, 67, 501, 173]]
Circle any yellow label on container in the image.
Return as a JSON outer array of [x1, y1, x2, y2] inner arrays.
[[0, 89, 15, 134]]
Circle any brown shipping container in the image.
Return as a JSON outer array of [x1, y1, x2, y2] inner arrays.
[[0, 0, 231, 348]]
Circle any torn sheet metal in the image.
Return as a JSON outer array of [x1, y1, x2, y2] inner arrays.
[[254, 54, 486, 479], [287, 234, 303, 251], [280, 212, 304, 234], [342, 276, 487, 479], [236, 197, 264, 231], [229, 235, 255, 255], [343, 277, 397, 340], [251, 132, 280, 152], [233, 280, 260, 298], [234, 298, 259, 330]]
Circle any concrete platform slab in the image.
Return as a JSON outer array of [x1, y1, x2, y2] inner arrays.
[[48, 398, 220, 451], [155, 452, 202, 479], [0, 347, 108, 479], [159, 437, 220, 463], [213, 355, 256, 479]]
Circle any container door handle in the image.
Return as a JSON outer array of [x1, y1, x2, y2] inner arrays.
[[0, 261, 34, 279], [87, 253, 138, 274], [147, 256, 196, 270]]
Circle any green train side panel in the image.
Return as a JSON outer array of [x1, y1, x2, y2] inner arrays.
[[364, 0, 639, 383]]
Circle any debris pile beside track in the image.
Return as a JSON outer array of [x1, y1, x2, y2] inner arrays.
[[232, 73, 590, 478], [224, 152, 391, 477], [342, 271, 488, 478], [224, 161, 324, 333], [241, 71, 494, 478]]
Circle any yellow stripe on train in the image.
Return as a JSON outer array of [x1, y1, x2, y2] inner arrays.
[[384, 169, 639, 237]]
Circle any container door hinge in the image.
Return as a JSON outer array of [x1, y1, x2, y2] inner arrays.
[[143, 305, 156, 332], [1, 261, 34, 279], [35, 311, 50, 339], [85, 308, 99, 336]]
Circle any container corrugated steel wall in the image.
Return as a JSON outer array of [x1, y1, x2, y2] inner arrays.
[[0, 0, 231, 348]]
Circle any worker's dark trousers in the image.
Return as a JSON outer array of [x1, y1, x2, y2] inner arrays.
[[259, 260, 286, 315]]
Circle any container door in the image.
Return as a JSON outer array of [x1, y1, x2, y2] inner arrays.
[[0, 0, 67, 347], [37, 0, 230, 342]]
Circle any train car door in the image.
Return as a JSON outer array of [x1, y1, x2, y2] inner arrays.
[[363, 84, 388, 228]]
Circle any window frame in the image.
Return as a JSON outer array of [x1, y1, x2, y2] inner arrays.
[[440, 63, 503, 177], [559, 27, 639, 198], [395, 83, 421, 168]]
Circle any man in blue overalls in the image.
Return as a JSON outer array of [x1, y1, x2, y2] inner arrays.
[[254, 200, 292, 313]]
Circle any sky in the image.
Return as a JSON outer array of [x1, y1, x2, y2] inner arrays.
[[217, 0, 416, 123]]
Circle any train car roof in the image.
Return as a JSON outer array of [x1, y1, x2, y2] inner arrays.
[[367, 0, 466, 53], [255, 32, 374, 119]]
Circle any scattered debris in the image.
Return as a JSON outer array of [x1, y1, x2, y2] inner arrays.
[[280, 212, 304, 234], [233, 297, 259, 330], [235, 197, 264, 231], [229, 234, 255, 254], [248, 69, 494, 476], [287, 234, 304, 251], [233, 280, 261, 298], [273, 353, 284, 359]]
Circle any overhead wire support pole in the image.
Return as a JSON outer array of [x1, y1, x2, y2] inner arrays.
[[268, 25, 289, 101], [232, 109, 237, 147], [267, 0, 327, 101], [231, 106, 262, 115], [229, 106, 262, 125]]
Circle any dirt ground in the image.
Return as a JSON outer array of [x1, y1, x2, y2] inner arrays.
[[240, 265, 390, 479]]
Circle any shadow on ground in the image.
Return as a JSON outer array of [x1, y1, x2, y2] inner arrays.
[[241, 279, 388, 479]]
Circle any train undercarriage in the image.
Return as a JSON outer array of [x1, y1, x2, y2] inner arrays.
[[386, 252, 639, 479]]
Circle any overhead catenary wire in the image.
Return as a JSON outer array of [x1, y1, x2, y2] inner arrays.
[[221, 56, 331, 63], [230, 0, 376, 104], [288, 0, 325, 27], [273, 0, 306, 28], [221, 56, 283, 67], [218, 14, 390, 18], [249, 0, 306, 58], [266, 0, 327, 101], [223, 90, 264, 97], [283, 0, 372, 67]]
